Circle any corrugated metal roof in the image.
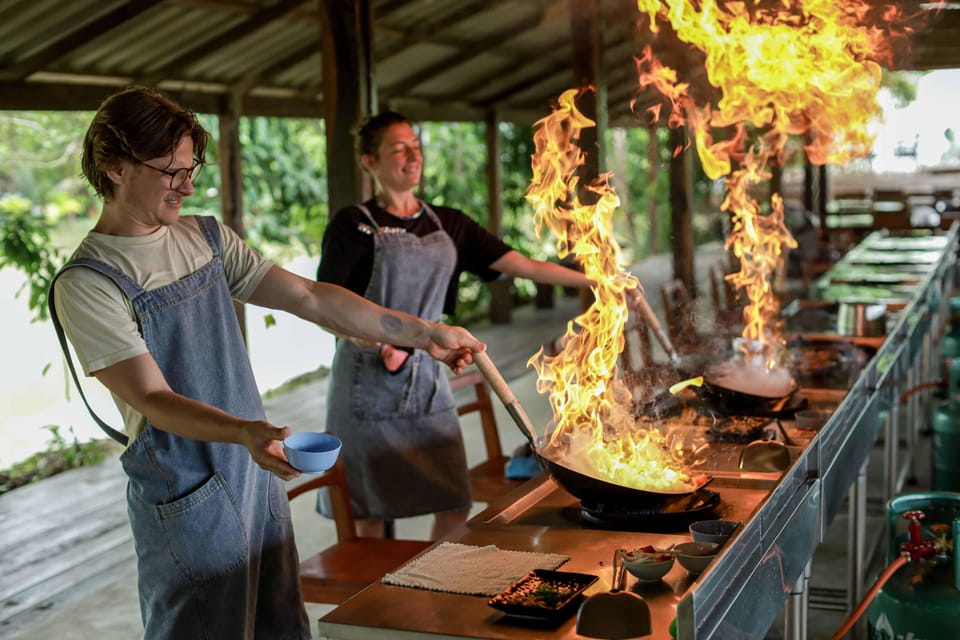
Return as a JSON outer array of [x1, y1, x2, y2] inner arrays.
[[0, 0, 956, 124]]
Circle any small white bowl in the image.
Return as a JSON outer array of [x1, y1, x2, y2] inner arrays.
[[674, 541, 720, 575], [619, 548, 675, 583], [283, 432, 342, 474]]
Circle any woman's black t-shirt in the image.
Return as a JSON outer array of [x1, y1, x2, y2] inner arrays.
[[316, 200, 512, 315]]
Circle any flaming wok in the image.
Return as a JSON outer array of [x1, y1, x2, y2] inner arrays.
[[473, 351, 711, 509], [536, 443, 713, 509]]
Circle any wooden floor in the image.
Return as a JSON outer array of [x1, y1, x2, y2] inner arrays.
[[0, 461, 134, 636]]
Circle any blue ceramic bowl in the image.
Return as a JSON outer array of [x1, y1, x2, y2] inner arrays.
[[283, 432, 342, 474]]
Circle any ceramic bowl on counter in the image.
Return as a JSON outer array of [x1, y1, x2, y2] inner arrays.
[[689, 520, 740, 545], [618, 547, 675, 583], [674, 541, 720, 575]]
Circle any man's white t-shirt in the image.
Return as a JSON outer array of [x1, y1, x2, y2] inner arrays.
[[53, 216, 273, 440]]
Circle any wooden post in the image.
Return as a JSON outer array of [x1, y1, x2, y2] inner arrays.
[[218, 92, 247, 337], [319, 0, 375, 214], [485, 108, 514, 322], [569, 0, 607, 313], [668, 126, 695, 294], [818, 164, 829, 229], [647, 124, 662, 255]]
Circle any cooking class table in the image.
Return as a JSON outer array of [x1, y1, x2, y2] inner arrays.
[[316, 468, 780, 640], [799, 227, 958, 623], [315, 226, 958, 640]]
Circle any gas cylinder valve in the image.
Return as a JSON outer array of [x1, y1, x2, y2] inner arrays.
[[900, 510, 937, 563]]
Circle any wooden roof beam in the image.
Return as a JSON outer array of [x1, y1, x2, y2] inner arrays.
[[374, 0, 551, 60], [136, 0, 310, 89], [0, 0, 157, 82], [380, 7, 551, 99]]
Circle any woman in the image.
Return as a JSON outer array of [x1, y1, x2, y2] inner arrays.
[[317, 111, 627, 539]]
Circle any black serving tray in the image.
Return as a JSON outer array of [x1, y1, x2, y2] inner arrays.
[[488, 569, 598, 622]]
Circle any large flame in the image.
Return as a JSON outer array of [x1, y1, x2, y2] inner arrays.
[[634, 0, 913, 366], [526, 89, 695, 493]]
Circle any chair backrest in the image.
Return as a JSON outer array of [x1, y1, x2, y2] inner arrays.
[[620, 315, 655, 384], [708, 264, 725, 321], [708, 263, 739, 325], [661, 278, 697, 348], [286, 458, 358, 543]]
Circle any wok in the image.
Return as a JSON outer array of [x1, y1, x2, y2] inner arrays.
[[537, 444, 712, 509], [684, 365, 799, 415], [635, 302, 799, 415], [472, 350, 710, 509], [672, 350, 799, 415]]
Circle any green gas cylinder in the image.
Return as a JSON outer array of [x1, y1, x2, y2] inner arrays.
[[932, 360, 960, 491], [943, 297, 960, 361], [867, 494, 960, 640]]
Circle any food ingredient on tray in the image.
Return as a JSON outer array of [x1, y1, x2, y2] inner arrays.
[[488, 569, 598, 620]]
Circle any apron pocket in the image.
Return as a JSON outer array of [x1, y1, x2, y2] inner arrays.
[[351, 349, 418, 419], [155, 472, 249, 585], [268, 473, 292, 523]]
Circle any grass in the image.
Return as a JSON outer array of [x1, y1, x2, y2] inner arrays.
[[0, 425, 122, 495], [262, 365, 330, 399]]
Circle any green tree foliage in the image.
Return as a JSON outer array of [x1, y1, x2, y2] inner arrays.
[[186, 115, 329, 258], [881, 69, 921, 109], [420, 120, 545, 321], [0, 112, 96, 321], [0, 194, 63, 320]]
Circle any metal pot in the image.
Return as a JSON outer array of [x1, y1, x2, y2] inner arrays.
[[837, 301, 887, 337]]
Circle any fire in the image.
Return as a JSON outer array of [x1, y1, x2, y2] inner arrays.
[[526, 89, 696, 493], [634, 0, 912, 366]]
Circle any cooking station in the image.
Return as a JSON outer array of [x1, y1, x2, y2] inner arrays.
[[316, 226, 958, 640]]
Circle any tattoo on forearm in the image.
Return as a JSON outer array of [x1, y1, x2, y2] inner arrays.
[[381, 314, 402, 336]]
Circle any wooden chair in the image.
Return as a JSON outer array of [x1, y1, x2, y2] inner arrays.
[[619, 313, 676, 395], [661, 278, 731, 354], [708, 263, 738, 328], [449, 368, 528, 504], [660, 278, 703, 352], [286, 459, 433, 604]]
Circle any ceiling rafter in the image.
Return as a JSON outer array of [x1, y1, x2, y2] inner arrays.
[[135, 0, 310, 87], [0, 0, 956, 121], [232, 40, 323, 96], [0, 0, 157, 82], [374, 0, 547, 61], [379, 7, 553, 99]]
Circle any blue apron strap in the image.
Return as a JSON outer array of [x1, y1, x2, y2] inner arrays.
[[47, 258, 144, 446]]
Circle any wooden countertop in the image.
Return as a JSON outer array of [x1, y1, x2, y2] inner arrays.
[[316, 473, 774, 640]]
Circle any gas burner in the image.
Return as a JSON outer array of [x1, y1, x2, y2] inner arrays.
[[706, 416, 773, 444], [579, 489, 720, 532]]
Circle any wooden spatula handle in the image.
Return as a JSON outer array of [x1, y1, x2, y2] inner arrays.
[[472, 350, 517, 406]]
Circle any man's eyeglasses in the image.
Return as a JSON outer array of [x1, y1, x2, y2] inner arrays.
[[138, 160, 202, 190]]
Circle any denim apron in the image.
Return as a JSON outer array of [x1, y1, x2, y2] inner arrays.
[[51, 217, 309, 639], [323, 203, 469, 520]]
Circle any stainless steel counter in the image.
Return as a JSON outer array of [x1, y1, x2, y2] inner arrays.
[[316, 226, 959, 640]]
